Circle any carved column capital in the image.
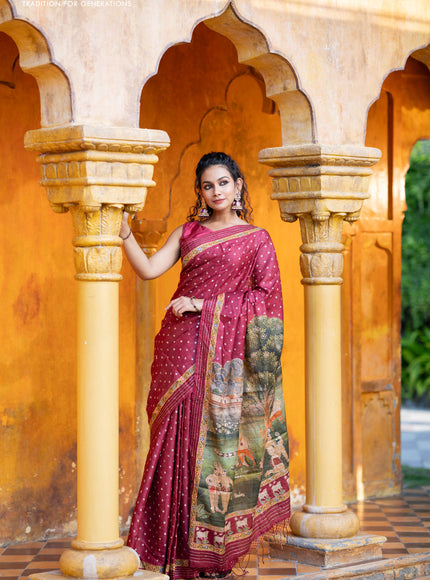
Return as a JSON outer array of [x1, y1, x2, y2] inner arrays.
[[259, 144, 381, 285], [131, 219, 168, 257], [24, 125, 170, 281]]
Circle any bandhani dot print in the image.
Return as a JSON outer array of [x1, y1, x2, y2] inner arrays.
[[127, 221, 290, 579]]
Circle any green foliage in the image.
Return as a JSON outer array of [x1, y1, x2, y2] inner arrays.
[[402, 140, 430, 403], [401, 327, 430, 402], [402, 465, 430, 489], [402, 140, 430, 332]]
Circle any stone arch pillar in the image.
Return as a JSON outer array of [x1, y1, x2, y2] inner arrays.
[[259, 144, 381, 528], [257, 145, 388, 566], [24, 125, 170, 580]]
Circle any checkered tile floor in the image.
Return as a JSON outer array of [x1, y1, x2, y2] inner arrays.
[[1, 488, 430, 579], [0, 540, 71, 580]]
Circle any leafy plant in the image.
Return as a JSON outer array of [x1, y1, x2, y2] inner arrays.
[[401, 327, 430, 403], [402, 141, 430, 330], [402, 465, 430, 489], [401, 140, 430, 403]]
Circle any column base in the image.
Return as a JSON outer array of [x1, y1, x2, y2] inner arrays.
[[59, 542, 140, 579], [30, 570, 168, 580], [266, 532, 387, 568], [290, 507, 360, 539]]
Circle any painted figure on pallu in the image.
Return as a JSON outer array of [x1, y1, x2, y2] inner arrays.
[[121, 152, 290, 579]]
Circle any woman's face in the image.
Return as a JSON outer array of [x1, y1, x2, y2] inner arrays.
[[199, 165, 242, 215]]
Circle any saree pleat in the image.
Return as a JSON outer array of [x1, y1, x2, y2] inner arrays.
[[128, 222, 290, 579]]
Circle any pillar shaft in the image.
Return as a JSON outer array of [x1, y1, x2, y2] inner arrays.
[[259, 143, 381, 540], [305, 284, 343, 511], [77, 281, 119, 544]]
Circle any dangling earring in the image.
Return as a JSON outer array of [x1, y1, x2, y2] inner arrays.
[[198, 197, 210, 218], [232, 188, 243, 211]]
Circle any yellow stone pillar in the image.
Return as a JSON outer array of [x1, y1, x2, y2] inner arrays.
[[24, 125, 169, 580], [131, 219, 167, 475], [260, 144, 386, 568]]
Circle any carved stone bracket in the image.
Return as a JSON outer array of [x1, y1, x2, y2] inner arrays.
[[131, 218, 168, 257], [24, 125, 170, 281], [259, 144, 381, 285]]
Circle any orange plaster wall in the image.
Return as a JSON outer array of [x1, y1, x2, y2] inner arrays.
[[131, 23, 306, 502], [0, 32, 138, 544], [0, 32, 76, 544]]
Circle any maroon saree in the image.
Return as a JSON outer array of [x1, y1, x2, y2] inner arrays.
[[127, 221, 290, 579]]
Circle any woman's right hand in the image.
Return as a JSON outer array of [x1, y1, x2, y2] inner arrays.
[[120, 211, 131, 239]]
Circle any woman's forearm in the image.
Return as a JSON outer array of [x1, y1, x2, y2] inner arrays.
[[121, 229, 155, 280], [120, 216, 182, 280]]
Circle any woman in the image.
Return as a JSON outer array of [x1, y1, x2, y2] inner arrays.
[[122, 152, 290, 580]]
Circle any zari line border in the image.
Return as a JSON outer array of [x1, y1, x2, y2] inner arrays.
[[149, 365, 195, 429], [182, 227, 261, 267], [188, 294, 225, 543]]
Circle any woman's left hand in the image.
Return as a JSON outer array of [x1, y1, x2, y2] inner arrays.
[[166, 296, 203, 317]]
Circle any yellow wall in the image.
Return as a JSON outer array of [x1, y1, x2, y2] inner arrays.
[[0, 31, 75, 543]]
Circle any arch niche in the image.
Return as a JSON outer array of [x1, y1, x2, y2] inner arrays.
[[0, 2, 76, 546], [130, 3, 315, 506], [0, 1, 72, 126]]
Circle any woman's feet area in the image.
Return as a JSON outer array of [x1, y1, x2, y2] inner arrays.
[[199, 569, 232, 578]]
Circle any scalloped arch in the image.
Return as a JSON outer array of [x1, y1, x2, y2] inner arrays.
[[0, 0, 72, 126], [365, 36, 430, 138], [411, 43, 430, 71], [204, 3, 315, 145]]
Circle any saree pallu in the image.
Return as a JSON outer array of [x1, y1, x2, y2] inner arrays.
[[127, 221, 290, 579]]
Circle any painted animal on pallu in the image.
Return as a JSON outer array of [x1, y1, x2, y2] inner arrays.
[[235, 517, 249, 532], [271, 481, 284, 496], [196, 529, 209, 544]]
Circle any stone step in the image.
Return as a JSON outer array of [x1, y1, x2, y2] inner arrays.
[[267, 550, 430, 579]]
